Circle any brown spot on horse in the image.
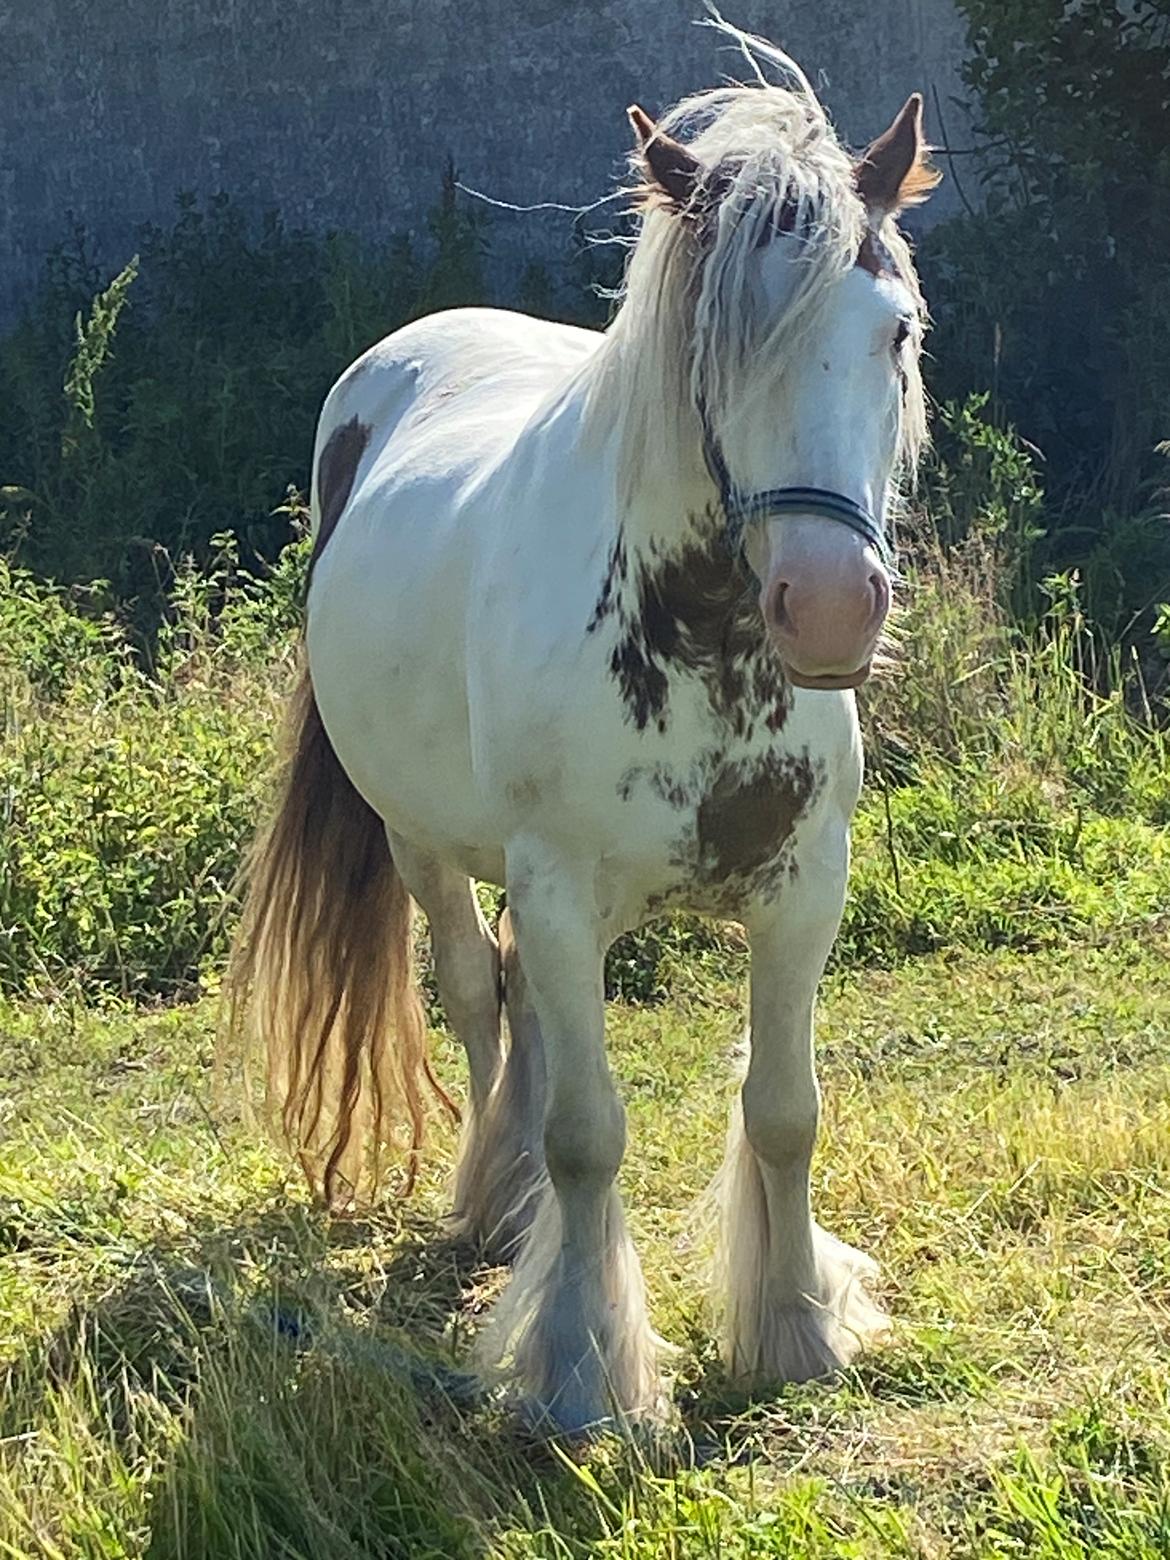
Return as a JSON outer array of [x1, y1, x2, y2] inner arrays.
[[309, 416, 372, 581], [695, 754, 818, 889], [856, 230, 896, 278], [605, 518, 791, 737]]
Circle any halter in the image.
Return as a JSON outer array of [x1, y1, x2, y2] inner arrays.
[[697, 398, 896, 576]]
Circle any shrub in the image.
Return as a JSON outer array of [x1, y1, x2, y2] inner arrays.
[[0, 539, 302, 995], [1, 525, 1166, 1000], [0, 178, 492, 598], [847, 528, 1170, 969], [920, 0, 1170, 629], [918, 394, 1046, 622]]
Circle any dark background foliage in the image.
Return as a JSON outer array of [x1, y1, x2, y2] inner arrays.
[[0, 2, 1166, 631], [921, 0, 1170, 630]]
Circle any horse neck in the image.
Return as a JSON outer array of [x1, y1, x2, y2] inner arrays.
[[576, 345, 719, 566], [619, 464, 720, 563]]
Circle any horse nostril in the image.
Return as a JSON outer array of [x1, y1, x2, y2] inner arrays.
[[868, 571, 890, 623], [769, 580, 791, 634]]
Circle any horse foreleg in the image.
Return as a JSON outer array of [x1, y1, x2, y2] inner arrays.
[[720, 834, 889, 1383], [476, 849, 660, 1433]]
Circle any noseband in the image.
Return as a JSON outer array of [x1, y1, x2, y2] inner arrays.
[[697, 400, 896, 576]]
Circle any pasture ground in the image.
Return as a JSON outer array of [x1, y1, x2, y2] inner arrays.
[[2, 933, 1169, 1558]]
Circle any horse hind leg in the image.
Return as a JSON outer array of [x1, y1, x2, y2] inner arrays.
[[388, 836, 545, 1260], [455, 906, 547, 1259], [388, 833, 501, 1103], [386, 837, 501, 1221]]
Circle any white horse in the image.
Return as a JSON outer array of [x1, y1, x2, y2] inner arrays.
[[229, 25, 939, 1434]]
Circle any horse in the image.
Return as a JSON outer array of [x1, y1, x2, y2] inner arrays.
[[228, 22, 940, 1434]]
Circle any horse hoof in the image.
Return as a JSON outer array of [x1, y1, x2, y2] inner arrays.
[[513, 1394, 623, 1443]]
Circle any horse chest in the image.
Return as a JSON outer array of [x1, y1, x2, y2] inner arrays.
[[579, 523, 829, 911], [615, 736, 823, 916], [588, 520, 792, 745]]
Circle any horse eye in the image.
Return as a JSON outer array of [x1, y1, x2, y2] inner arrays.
[[754, 195, 801, 248], [893, 319, 911, 352]]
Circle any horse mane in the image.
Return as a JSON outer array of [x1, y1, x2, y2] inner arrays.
[[579, 27, 930, 516]]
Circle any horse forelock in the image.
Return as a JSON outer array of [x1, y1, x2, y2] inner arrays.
[[584, 73, 930, 513]]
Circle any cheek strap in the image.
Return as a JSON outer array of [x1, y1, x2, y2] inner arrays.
[[697, 399, 896, 575]]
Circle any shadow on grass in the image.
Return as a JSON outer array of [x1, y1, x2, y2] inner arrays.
[[7, 1201, 985, 1553], [0, 1205, 621, 1558], [672, 1315, 994, 1464]]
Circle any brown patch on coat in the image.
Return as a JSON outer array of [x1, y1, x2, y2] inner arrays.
[[856, 229, 896, 278], [617, 760, 697, 810], [695, 754, 817, 887], [309, 416, 372, 580], [505, 777, 543, 810], [587, 528, 630, 632], [621, 749, 822, 914], [603, 518, 790, 737]]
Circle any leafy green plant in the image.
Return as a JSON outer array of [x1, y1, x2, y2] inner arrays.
[[61, 257, 139, 454], [416, 158, 488, 316], [921, 0, 1170, 629], [0, 179, 485, 600], [0, 546, 296, 996], [921, 392, 1046, 620]]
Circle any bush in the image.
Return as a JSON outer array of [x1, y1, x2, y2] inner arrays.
[[846, 526, 1170, 968], [0, 538, 303, 995], [917, 393, 1046, 621], [1, 521, 1166, 1000], [0, 176, 493, 598], [919, 0, 1170, 630]]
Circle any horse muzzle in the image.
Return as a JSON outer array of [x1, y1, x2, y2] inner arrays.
[[759, 522, 890, 691]]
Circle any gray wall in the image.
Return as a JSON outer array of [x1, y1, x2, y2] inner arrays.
[[0, 1, 973, 324]]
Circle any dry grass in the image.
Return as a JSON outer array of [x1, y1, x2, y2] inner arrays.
[[2, 935, 1169, 1556]]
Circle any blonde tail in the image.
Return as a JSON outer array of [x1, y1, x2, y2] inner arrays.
[[226, 663, 430, 1207]]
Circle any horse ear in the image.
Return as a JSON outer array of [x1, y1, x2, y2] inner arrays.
[[628, 103, 701, 209], [855, 93, 941, 218]]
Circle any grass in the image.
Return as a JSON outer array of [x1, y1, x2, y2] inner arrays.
[[3, 934, 1169, 1557], [4, 190, 1170, 1556], [2, 362, 1169, 1553]]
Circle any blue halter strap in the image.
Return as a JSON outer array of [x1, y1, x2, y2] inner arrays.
[[697, 401, 895, 575]]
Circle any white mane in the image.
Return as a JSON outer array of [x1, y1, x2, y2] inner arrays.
[[580, 24, 929, 513]]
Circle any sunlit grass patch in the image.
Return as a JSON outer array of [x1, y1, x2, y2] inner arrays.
[[2, 939, 1168, 1555]]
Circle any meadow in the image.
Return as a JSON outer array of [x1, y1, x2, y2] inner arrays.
[[1, 518, 1169, 1557], [2, 932, 1169, 1558], [3, 5, 1169, 1536]]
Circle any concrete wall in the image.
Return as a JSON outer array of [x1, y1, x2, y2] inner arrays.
[[0, 1, 973, 324]]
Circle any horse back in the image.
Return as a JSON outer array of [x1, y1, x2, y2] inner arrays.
[[308, 308, 599, 575]]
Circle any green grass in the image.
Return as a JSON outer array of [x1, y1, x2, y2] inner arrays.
[[3, 385, 1170, 1554], [3, 935, 1169, 1557]]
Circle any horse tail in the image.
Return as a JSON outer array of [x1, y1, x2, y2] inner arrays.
[[226, 661, 434, 1208]]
